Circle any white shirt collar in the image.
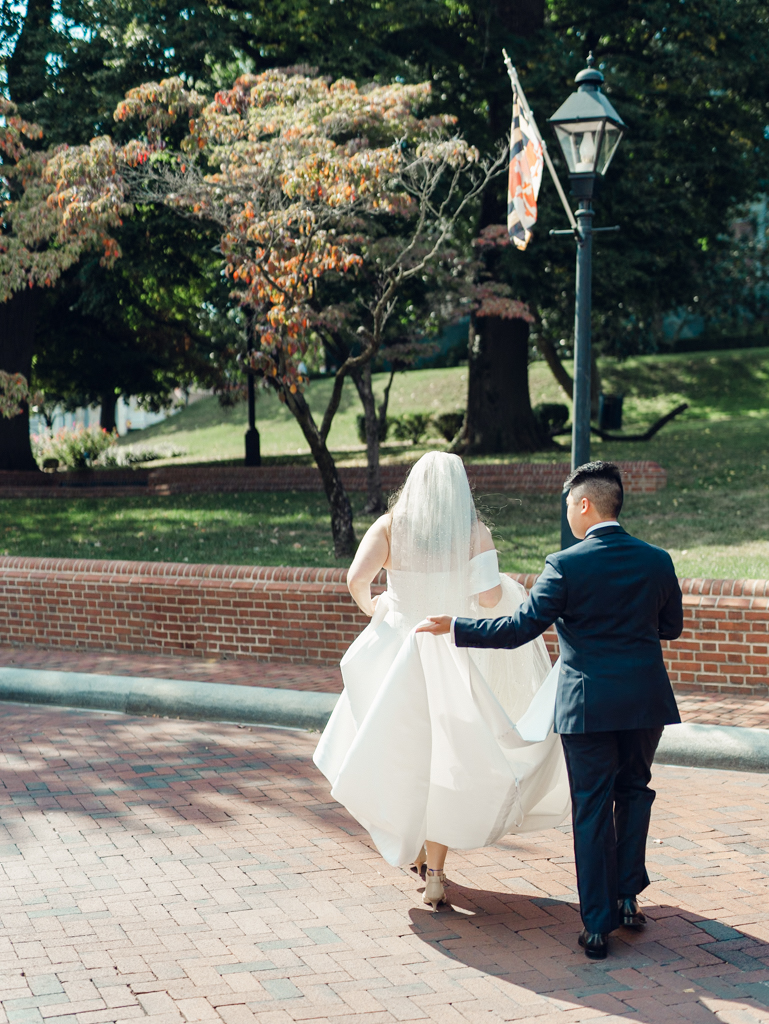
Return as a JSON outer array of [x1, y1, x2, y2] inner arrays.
[[585, 520, 621, 537]]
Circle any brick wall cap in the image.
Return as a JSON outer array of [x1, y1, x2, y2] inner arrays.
[[1, 557, 764, 598], [0, 555, 393, 589]]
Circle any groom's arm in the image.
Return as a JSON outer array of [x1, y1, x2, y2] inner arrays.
[[658, 559, 684, 641], [454, 558, 567, 650]]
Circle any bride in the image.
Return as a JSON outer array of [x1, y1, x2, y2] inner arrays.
[[313, 451, 570, 909]]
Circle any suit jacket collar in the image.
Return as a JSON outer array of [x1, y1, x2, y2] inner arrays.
[[587, 524, 625, 537]]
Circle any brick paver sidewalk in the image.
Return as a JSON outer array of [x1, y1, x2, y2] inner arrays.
[[1, 705, 769, 1024], [2, 645, 769, 728]]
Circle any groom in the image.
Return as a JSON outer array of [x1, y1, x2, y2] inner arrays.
[[417, 461, 683, 959]]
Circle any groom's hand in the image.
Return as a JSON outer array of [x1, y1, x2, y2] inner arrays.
[[416, 615, 452, 635]]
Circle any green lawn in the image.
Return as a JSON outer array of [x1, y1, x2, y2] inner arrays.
[[123, 365, 471, 465], [3, 348, 769, 579], [125, 346, 769, 466]]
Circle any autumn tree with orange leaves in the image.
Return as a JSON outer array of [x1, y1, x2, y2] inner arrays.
[[0, 98, 126, 469], [50, 68, 505, 555]]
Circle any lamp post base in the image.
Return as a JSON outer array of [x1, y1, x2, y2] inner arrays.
[[245, 428, 261, 467]]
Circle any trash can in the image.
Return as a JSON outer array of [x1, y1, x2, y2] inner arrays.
[[598, 393, 623, 431]]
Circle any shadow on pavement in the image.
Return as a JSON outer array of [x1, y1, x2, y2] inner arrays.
[[408, 885, 769, 1024]]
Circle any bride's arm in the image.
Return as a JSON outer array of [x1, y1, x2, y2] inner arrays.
[[346, 514, 390, 616], [477, 522, 503, 608]]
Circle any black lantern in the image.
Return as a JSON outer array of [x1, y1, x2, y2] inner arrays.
[[548, 55, 625, 198]]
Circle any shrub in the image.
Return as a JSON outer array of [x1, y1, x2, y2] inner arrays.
[[355, 414, 391, 445], [391, 412, 431, 445], [33, 424, 117, 469], [533, 402, 569, 435], [433, 411, 465, 443]]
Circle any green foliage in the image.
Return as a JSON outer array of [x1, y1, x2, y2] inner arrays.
[[356, 414, 391, 445], [33, 207, 240, 419], [507, 0, 769, 355], [1, 0, 249, 427], [33, 424, 117, 469], [242, 0, 769, 356], [2, 1, 258, 146], [5, 0, 769, 427], [533, 402, 569, 435], [432, 411, 465, 442], [391, 412, 432, 445], [0, 371, 29, 419]]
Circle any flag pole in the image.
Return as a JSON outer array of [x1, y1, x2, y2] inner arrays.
[[502, 50, 578, 233]]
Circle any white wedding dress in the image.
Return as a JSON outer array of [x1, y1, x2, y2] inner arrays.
[[313, 452, 570, 868]]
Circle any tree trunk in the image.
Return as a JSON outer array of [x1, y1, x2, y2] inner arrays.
[[461, 316, 550, 454], [536, 335, 574, 399], [351, 363, 385, 514], [535, 335, 601, 419], [459, 0, 546, 455], [0, 289, 41, 471], [284, 388, 356, 558], [100, 392, 118, 432], [378, 367, 396, 435]]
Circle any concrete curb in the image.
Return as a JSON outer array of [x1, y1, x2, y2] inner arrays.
[[655, 721, 769, 773], [0, 667, 338, 732], [1, 668, 768, 773]]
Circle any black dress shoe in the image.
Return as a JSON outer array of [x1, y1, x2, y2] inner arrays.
[[618, 897, 647, 929], [578, 928, 608, 960]]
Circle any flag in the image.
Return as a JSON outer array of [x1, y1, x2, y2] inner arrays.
[[507, 88, 544, 251]]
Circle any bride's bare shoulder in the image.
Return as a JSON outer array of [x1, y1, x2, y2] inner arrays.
[[478, 520, 496, 553], [368, 514, 391, 542], [350, 515, 391, 570], [374, 514, 393, 568], [376, 513, 392, 530]]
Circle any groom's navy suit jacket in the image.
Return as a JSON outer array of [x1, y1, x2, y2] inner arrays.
[[454, 525, 684, 734]]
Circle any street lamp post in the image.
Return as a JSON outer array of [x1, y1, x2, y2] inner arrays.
[[548, 54, 626, 547], [244, 362, 261, 467]]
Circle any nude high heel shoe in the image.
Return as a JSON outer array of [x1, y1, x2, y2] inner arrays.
[[411, 845, 427, 879], [423, 868, 446, 909]]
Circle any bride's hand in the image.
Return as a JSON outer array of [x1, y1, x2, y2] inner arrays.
[[415, 615, 452, 635], [370, 594, 380, 615]]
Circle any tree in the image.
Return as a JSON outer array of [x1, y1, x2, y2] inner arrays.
[[230, 0, 553, 454], [234, 0, 769, 436], [33, 208, 238, 431], [0, 99, 125, 468], [0, 0, 261, 465], [309, 223, 526, 511], [502, 0, 769, 362], [1, 0, 262, 146], [50, 69, 499, 553]]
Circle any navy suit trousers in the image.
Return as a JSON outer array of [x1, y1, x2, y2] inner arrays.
[[560, 727, 663, 934]]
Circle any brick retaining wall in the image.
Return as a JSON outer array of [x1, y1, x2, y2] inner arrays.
[[0, 557, 766, 696], [0, 459, 666, 498]]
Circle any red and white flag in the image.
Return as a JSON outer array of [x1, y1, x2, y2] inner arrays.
[[507, 88, 544, 250]]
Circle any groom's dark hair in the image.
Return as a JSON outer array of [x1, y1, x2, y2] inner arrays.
[[564, 461, 624, 518]]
